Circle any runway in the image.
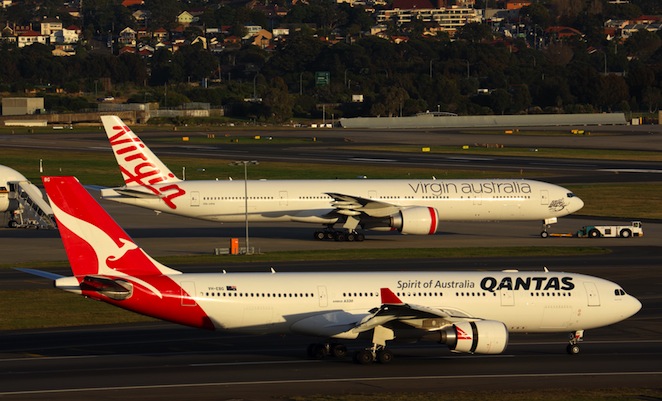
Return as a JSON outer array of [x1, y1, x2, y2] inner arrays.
[[1, 125, 661, 400]]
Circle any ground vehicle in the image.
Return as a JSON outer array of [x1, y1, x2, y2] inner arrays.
[[576, 221, 643, 238]]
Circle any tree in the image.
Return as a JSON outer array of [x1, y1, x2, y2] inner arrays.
[[597, 75, 629, 111], [456, 23, 493, 43], [624, 29, 662, 61], [261, 77, 294, 122]]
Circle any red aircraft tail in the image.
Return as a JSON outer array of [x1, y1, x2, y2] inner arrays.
[[41, 176, 214, 330]]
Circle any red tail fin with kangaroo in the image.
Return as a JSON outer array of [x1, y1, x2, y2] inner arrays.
[[42, 176, 214, 330], [42, 176, 179, 278]]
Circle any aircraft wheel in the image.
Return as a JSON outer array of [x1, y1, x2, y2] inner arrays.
[[325, 232, 335, 240], [314, 231, 325, 240], [307, 343, 327, 359], [357, 233, 365, 242], [353, 349, 373, 365], [334, 232, 346, 241], [346, 232, 356, 242], [8, 220, 18, 228], [566, 344, 580, 355], [331, 343, 348, 358], [540, 231, 549, 238], [377, 349, 393, 364]]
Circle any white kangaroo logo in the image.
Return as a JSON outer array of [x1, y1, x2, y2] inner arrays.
[[50, 200, 166, 298]]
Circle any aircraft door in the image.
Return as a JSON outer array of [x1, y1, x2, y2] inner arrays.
[[584, 282, 600, 306], [318, 286, 328, 307], [180, 281, 197, 306], [368, 190, 377, 199], [500, 287, 514, 306], [540, 190, 549, 205], [190, 191, 200, 207]]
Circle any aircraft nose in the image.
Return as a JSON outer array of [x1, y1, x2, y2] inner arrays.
[[571, 196, 584, 212], [627, 295, 642, 317]]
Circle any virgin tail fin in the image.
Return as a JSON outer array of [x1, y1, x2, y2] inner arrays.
[[100, 115, 180, 187]]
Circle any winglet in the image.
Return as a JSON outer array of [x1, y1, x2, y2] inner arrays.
[[380, 288, 404, 305]]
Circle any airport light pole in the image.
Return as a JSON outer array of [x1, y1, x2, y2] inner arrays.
[[229, 160, 259, 254]]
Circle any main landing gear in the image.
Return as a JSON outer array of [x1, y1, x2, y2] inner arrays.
[[307, 342, 348, 359], [566, 330, 584, 355], [306, 342, 394, 364], [308, 326, 396, 364], [313, 229, 365, 242], [353, 345, 394, 365]]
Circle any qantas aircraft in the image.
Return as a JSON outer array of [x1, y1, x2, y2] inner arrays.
[[19, 176, 640, 363], [99, 115, 584, 240]]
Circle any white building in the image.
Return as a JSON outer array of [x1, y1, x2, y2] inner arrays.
[[376, 6, 481, 36]]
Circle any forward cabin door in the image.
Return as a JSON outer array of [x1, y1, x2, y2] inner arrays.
[[584, 282, 601, 306]]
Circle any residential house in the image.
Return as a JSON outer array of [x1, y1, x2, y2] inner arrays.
[[243, 24, 263, 39], [52, 26, 80, 44], [546, 26, 584, 39], [17, 30, 48, 47], [52, 44, 76, 56], [136, 27, 150, 40], [176, 11, 195, 26], [506, 0, 531, 9], [249, 29, 273, 49], [118, 27, 137, 46], [132, 10, 150, 25], [122, 0, 144, 6], [0, 24, 16, 45], [153, 27, 169, 41], [40, 17, 62, 36], [191, 35, 207, 49]]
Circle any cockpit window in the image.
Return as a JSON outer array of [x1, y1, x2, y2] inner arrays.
[[567, 193, 577, 198], [614, 289, 626, 296]]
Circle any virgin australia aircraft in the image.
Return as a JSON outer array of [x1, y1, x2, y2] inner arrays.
[[19, 176, 639, 363], [99, 116, 584, 240]]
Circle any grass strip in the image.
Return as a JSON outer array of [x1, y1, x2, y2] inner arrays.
[[3, 247, 610, 270]]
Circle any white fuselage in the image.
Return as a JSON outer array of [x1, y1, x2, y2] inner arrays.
[[102, 179, 583, 224], [159, 271, 639, 336]]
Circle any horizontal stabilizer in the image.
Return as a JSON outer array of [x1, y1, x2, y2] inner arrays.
[[14, 268, 64, 280], [102, 187, 161, 199]]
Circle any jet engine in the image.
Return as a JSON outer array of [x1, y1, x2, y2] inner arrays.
[[362, 206, 439, 235], [440, 320, 508, 354]]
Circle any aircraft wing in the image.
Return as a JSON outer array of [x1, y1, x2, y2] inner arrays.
[[326, 192, 401, 218], [291, 288, 463, 339], [351, 288, 458, 334]]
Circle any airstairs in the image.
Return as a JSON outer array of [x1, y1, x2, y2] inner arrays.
[[3, 181, 56, 229]]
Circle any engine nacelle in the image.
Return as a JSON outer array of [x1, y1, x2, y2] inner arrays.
[[440, 321, 508, 354], [390, 206, 439, 235]]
